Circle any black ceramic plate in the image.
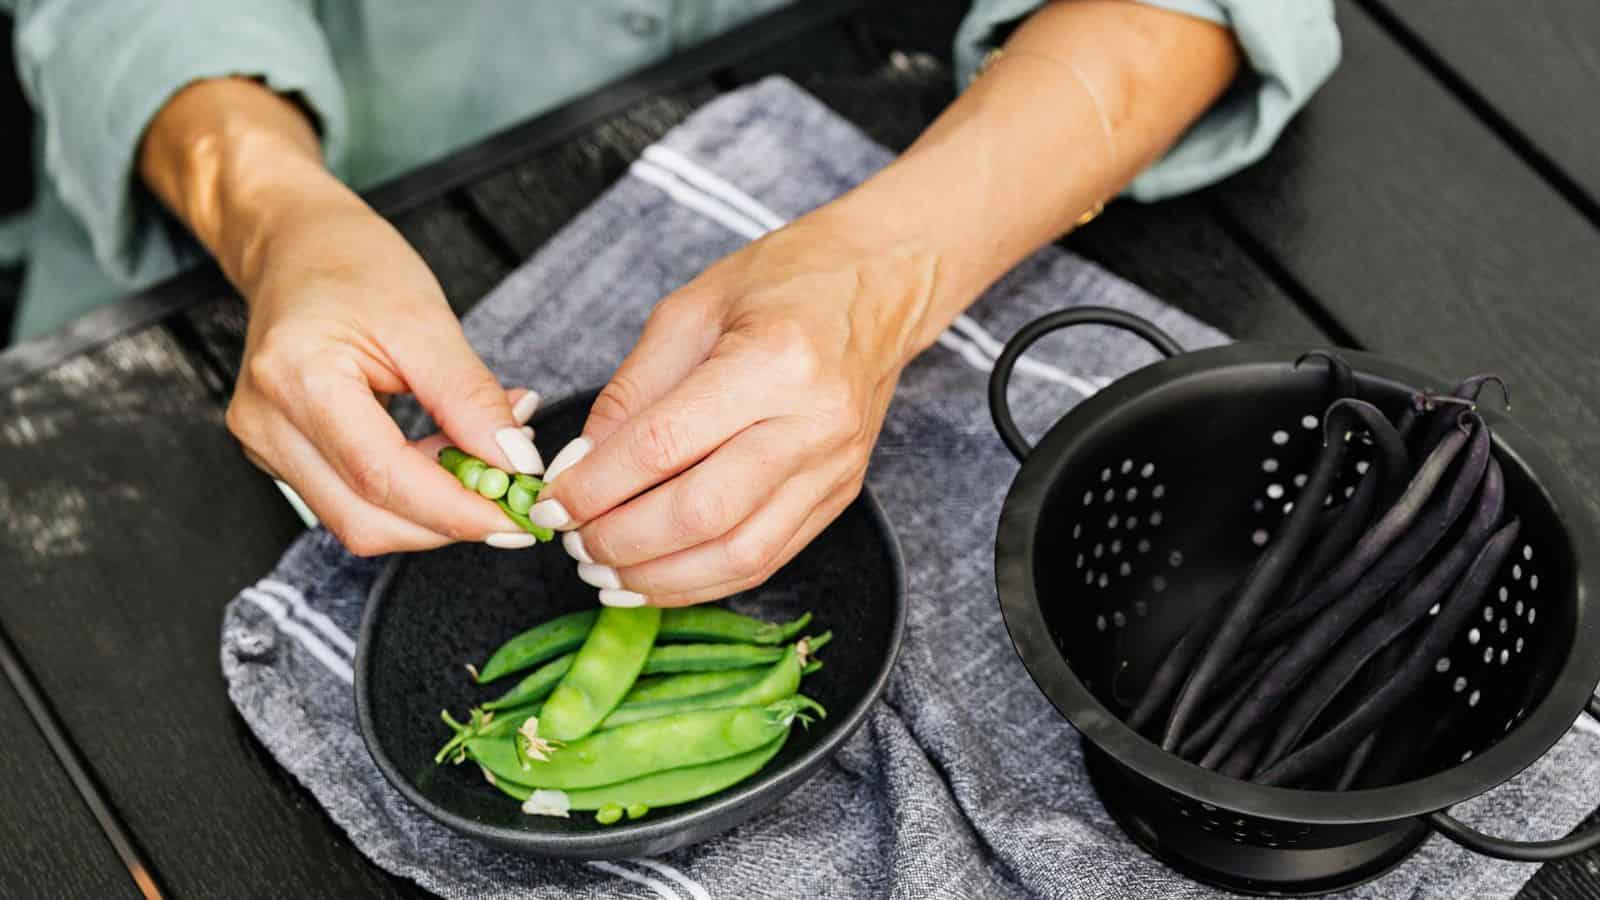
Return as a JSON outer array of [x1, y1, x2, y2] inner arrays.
[[355, 390, 906, 858]]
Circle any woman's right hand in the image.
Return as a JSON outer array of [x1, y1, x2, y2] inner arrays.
[[140, 77, 544, 556]]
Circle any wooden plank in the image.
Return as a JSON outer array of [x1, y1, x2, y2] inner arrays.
[[1361, 0, 1600, 210], [178, 193, 516, 384], [0, 664, 143, 899], [0, 326, 429, 899], [1204, 7, 1600, 896], [462, 87, 717, 261]]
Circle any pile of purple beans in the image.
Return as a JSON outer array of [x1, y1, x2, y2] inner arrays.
[[1124, 352, 1516, 789]]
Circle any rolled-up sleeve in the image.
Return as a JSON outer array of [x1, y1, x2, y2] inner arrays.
[[6, 0, 348, 283], [953, 0, 1341, 202]]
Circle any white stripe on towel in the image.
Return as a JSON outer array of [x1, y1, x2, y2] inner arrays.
[[586, 861, 683, 900], [636, 145, 1104, 397], [629, 857, 712, 900], [239, 589, 354, 685], [255, 579, 358, 658]]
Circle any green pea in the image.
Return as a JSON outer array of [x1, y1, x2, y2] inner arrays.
[[658, 607, 813, 645], [457, 460, 487, 491], [475, 610, 598, 683], [622, 668, 766, 705], [540, 606, 662, 742], [490, 733, 791, 813], [505, 481, 537, 515], [468, 696, 820, 790], [598, 639, 806, 730], [475, 468, 511, 499], [437, 447, 473, 475], [595, 804, 624, 825]]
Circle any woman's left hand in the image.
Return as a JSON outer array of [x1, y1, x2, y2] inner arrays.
[[526, 212, 942, 607]]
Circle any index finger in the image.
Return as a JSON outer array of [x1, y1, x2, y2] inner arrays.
[[531, 353, 772, 531], [292, 369, 528, 542]]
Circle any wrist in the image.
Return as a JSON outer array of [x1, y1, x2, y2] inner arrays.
[[138, 77, 361, 294]]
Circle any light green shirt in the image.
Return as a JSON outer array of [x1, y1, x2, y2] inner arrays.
[[1, 0, 1338, 342]]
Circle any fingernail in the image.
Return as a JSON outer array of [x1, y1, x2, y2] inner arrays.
[[529, 498, 571, 529], [577, 563, 622, 590], [543, 437, 592, 483], [512, 390, 541, 425], [495, 427, 546, 475], [563, 531, 594, 564], [520, 426, 535, 439], [486, 532, 539, 549], [599, 588, 647, 608]]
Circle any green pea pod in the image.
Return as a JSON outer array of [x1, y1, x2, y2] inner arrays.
[[469, 696, 821, 790], [490, 731, 790, 815], [476, 610, 598, 683], [598, 638, 808, 730], [435, 702, 541, 764], [494, 498, 556, 542], [640, 631, 829, 675], [540, 606, 662, 742], [621, 667, 767, 705], [483, 653, 576, 711], [658, 607, 813, 645]]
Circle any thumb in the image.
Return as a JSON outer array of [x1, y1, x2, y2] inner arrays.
[[394, 326, 545, 475]]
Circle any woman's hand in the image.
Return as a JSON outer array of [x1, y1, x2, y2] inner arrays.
[[140, 77, 545, 556], [528, 214, 942, 606], [228, 199, 546, 555]]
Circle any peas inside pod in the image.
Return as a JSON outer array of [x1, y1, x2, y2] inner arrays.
[[438, 600, 828, 824]]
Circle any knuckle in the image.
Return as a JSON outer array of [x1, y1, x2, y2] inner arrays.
[[629, 416, 688, 478], [722, 529, 775, 579], [457, 377, 508, 415], [244, 345, 297, 405], [761, 320, 825, 385], [589, 380, 635, 432], [345, 453, 394, 507], [671, 487, 730, 540]]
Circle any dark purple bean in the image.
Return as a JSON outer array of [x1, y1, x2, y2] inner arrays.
[[1125, 596, 1226, 731], [1277, 468, 1380, 617], [1204, 421, 1489, 770], [1416, 374, 1509, 452], [1325, 398, 1411, 504], [1394, 392, 1428, 443], [1335, 732, 1379, 790], [1159, 404, 1360, 751], [1258, 460, 1504, 771], [1295, 350, 1358, 404], [1177, 644, 1287, 759], [1255, 518, 1522, 787], [1247, 423, 1473, 649], [1220, 732, 1266, 780]]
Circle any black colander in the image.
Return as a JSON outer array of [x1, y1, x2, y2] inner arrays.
[[989, 308, 1600, 896]]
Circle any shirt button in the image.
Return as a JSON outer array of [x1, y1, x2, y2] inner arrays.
[[621, 11, 661, 37]]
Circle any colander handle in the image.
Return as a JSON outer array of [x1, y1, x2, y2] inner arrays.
[[988, 307, 1184, 461], [1425, 695, 1600, 862]]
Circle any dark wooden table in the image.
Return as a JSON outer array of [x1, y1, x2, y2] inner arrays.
[[2, 3, 1597, 897]]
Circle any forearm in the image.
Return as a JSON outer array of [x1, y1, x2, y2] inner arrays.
[[814, 0, 1241, 356], [137, 76, 363, 297]]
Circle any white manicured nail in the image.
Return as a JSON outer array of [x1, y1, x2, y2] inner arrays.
[[529, 499, 571, 529], [495, 428, 545, 475], [486, 532, 538, 549], [563, 531, 594, 564], [521, 426, 535, 439], [543, 437, 592, 483], [599, 588, 646, 608], [577, 563, 622, 590], [512, 390, 541, 424]]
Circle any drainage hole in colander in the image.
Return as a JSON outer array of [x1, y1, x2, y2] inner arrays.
[[1152, 575, 1167, 593], [1301, 414, 1319, 430], [1453, 676, 1468, 693], [1263, 458, 1279, 473], [1436, 656, 1451, 673], [1272, 429, 1290, 446], [1251, 529, 1269, 547]]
